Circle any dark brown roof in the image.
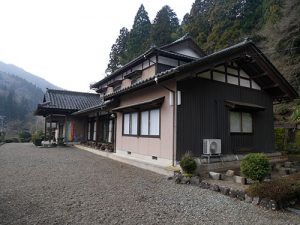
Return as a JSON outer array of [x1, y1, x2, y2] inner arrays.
[[90, 36, 202, 89], [35, 89, 103, 116], [104, 41, 298, 101]]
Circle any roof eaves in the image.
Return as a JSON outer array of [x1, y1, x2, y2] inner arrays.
[[90, 47, 158, 88]]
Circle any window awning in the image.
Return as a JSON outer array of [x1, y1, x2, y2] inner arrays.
[[113, 97, 165, 112], [225, 100, 265, 111]]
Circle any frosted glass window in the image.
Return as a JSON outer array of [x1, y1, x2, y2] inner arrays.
[[242, 113, 252, 133], [150, 109, 160, 135], [252, 80, 261, 90], [198, 71, 211, 79], [227, 75, 239, 85], [123, 114, 130, 135], [141, 111, 149, 135], [230, 111, 241, 132], [93, 121, 97, 141], [240, 70, 250, 78], [230, 111, 253, 133], [108, 120, 113, 143], [87, 122, 91, 140], [213, 72, 225, 82], [131, 112, 138, 135], [240, 78, 251, 88]]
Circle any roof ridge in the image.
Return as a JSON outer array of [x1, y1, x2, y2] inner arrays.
[[46, 88, 98, 95]]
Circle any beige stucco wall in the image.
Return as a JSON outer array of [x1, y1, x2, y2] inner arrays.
[[121, 78, 131, 89], [115, 80, 176, 161], [142, 65, 155, 80], [106, 87, 114, 95]]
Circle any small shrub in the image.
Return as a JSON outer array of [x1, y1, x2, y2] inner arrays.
[[274, 128, 285, 151], [180, 153, 197, 175], [241, 153, 270, 182], [246, 175, 300, 204], [31, 130, 44, 146], [19, 131, 31, 142]]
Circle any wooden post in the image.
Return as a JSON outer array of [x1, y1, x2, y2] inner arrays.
[[44, 116, 47, 141], [49, 114, 52, 142]]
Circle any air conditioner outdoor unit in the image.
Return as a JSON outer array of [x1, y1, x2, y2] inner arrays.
[[203, 139, 221, 155]]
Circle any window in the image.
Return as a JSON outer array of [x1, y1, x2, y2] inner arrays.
[[87, 120, 95, 140], [141, 109, 160, 136], [123, 112, 138, 135], [93, 121, 97, 141], [123, 109, 160, 137], [230, 111, 252, 133]]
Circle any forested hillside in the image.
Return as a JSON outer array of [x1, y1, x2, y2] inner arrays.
[[106, 0, 300, 92], [0, 71, 44, 138]]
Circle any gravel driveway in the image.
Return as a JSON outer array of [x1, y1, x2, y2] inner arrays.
[[0, 143, 299, 225]]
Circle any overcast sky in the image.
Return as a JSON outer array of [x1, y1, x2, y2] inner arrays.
[[0, 0, 195, 92]]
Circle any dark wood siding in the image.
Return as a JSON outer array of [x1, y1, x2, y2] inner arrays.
[[176, 78, 274, 160]]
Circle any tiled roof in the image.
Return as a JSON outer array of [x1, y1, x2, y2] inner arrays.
[[90, 36, 201, 89], [104, 40, 298, 100], [37, 89, 103, 113]]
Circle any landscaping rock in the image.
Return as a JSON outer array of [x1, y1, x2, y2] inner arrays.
[[174, 173, 183, 184], [252, 197, 261, 205], [209, 172, 221, 180], [229, 188, 237, 198], [245, 194, 253, 203], [199, 181, 210, 189], [270, 200, 278, 211], [274, 163, 282, 171], [284, 161, 293, 168], [233, 175, 246, 185], [225, 170, 235, 177], [290, 168, 298, 174], [209, 184, 220, 192], [260, 198, 271, 209], [190, 176, 200, 185], [219, 186, 230, 195], [181, 176, 191, 184], [167, 176, 173, 180], [236, 191, 245, 201], [278, 168, 290, 175], [246, 178, 254, 184]]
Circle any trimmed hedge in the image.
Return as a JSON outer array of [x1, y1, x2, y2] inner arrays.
[[241, 153, 270, 182], [180, 153, 197, 175]]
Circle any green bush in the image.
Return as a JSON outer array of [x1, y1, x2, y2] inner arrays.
[[31, 130, 44, 146], [18, 131, 31, 142], [180, 153, 197, 175], [274, 128, 285, 151], [246, 174, 300, 203], [241, 153, 270, 182]]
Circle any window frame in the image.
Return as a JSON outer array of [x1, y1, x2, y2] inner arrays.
[[122, 112, 139, 137], [229, 110, 253, 134], [122, 108, 161, 138], [139, 108, 161, 138]]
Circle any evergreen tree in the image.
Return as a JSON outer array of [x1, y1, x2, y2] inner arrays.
[[126, 4, 151, 61], [150, 5, 180, 47], [106, 27, 129, 74]]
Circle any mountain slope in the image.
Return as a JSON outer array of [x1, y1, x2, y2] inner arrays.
[[0, 61, 61, 92], [0, 71, 44, 119]]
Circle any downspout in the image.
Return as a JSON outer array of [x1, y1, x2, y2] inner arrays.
[[154, 76, 177, 166]]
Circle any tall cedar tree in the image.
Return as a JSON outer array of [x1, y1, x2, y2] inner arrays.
[[150, 5, 180, 47], [126, 4, 151, 61], [106, 27, 129, 74]]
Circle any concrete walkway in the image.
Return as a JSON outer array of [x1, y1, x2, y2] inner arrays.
[[0, 143, 299, 225]]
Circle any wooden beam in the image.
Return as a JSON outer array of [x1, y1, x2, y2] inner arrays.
[[262, 84, 279, 90], [251, 72, 268, 79]]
